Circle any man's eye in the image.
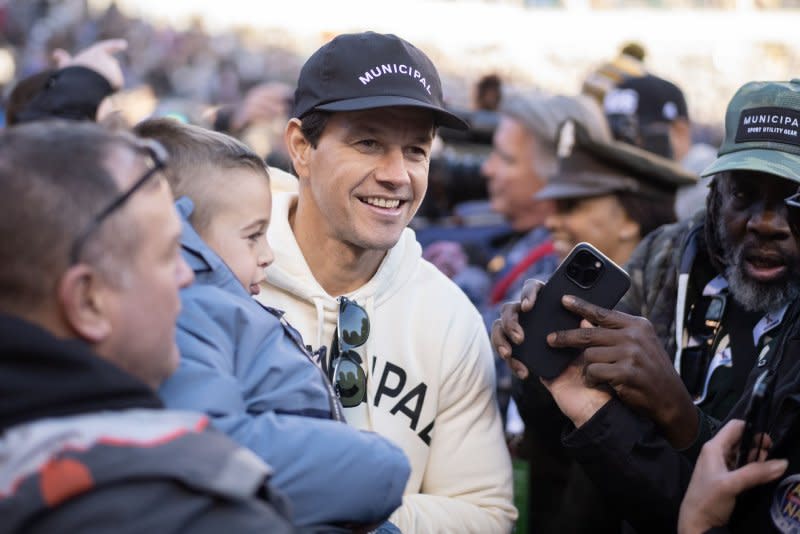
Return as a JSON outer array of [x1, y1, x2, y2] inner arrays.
[[556, 198, 579, 213], [357, 139, 379, 150], [731, 186, 750, 201], [729, 179, 753, 201], [407, 146, 428, 160]]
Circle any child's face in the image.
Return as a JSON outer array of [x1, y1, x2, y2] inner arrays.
[[201, 168, 274, 295]]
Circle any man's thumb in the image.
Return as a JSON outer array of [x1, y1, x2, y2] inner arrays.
[[731, 459, 789, 494]]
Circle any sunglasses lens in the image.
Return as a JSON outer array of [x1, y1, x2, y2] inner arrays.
[[334, 351, 367, 408], [788, 201, 800, 237], [339, 298, 370, 351]]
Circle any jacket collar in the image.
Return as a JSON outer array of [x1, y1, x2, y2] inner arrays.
[[175, 196, 250, 300], [0, 313, 161, 434], [176, 196, 217, 274]]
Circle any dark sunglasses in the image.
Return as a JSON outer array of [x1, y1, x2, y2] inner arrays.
[[69, 140, 168, 265], [786, 191, 800, 236], [331, 296, 370, 408]]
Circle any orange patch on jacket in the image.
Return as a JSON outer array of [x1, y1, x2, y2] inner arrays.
[[39, 458, 94, 506]]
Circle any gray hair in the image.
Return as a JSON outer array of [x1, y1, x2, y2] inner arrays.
[[500, 91, 611, 179]]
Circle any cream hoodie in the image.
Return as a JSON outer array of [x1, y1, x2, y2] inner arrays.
[[257, 192, 516, 533]]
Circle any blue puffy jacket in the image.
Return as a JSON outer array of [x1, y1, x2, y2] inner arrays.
[[159, 197, 410, 527]]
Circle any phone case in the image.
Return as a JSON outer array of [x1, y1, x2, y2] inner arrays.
[[736, 369, 772, 468], [515, 242, 631, 380]]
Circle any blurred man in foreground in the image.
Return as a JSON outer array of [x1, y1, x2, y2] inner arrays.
[[0, 121, 294, 533]]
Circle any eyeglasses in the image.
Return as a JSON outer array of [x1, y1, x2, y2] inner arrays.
[[785, 191, 800, 237], [69, 140, 168, 265], [330, 296, 370, 408]]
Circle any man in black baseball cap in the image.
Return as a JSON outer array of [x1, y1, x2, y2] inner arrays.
[[603, 73, 691, 162], [256, 31, 516, 533], [604, 73, 718, 221]]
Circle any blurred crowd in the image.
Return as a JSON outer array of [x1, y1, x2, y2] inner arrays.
[[2, 1, 302, 107], [0, 0, 303, 164]]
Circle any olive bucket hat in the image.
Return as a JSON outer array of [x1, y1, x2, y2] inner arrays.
[[702, 79, 800, 183]]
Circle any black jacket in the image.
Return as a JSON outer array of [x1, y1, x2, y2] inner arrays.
[[0, 313, 296, 534], [557, 216, 791, 533], [724, 301, 800, 532], [513, 217, 706, 534], [514, 213, 776, 533]]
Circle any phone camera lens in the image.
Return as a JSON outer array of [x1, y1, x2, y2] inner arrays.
[[567, 264, 580, 278]]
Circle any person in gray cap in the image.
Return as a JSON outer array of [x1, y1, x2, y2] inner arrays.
[[540, 119, 695, 266], [492, 79, 800, 532], [451, 92, 610, 314], [511, 118, 695, 534], [255, 31, 516, 533], [425, 92, 610, 461]]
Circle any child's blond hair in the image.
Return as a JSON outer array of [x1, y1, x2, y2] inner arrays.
[[133, 118, 270, 233]]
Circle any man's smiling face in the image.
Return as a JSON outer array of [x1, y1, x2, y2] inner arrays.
[[301, 106, 434, 253]]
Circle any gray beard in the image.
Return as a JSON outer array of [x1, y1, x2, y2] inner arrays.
[[722, 241, 800, 314]]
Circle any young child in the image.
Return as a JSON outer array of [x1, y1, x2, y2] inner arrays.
[[133, 119, 409, 530]]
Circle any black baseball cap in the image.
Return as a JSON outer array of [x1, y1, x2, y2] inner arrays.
[[604, 74, 689, 126], [292, 31, 469, 130]]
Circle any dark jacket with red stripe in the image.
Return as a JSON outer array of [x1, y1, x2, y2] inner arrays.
[[0, 314, 296, 534]]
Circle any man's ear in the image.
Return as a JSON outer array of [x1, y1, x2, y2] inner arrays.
[[284, 118, 312, 180], [56, 265, 113, 343]]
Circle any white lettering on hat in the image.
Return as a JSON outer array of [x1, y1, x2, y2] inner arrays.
[[746, 126, 798, 137], [735, 106, 800, 147], [357, 64, 432, 95], [663, 101, 678, 121], [743, 114, 800, 128], [604, 88, 639, 116]]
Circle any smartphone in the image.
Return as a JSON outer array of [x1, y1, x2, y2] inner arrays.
[[736, 369, 772, 468], [515, 242, 631, 380]]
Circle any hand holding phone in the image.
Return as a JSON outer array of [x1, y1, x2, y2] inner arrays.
[[515, 243, 631, 380]]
